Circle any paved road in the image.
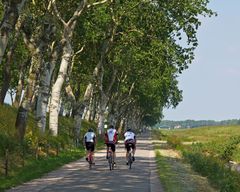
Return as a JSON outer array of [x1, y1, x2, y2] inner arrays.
[[7, 133, 163, 192]]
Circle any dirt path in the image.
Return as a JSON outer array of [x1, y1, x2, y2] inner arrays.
[[6, 133, 163, 192]]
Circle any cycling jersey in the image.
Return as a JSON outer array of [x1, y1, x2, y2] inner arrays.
[[124, 131, 136, 152], [84, 132, 96, 143], [105, 128, 118, 144], [124, 131, 136, 142]]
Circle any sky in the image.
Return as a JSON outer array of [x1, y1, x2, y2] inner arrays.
[[163, 0, 240, 121]]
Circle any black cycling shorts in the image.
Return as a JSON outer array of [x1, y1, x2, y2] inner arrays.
[[85, 142, 95, 152], [125, 140, 136, 152], [106, 143, 116, 152]]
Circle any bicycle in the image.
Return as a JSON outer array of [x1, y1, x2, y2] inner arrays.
[[87, 152, 94, 170], [107, 148, 114, 170], [127, 144, 134, 169]]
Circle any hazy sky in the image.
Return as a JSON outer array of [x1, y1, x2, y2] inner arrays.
[[163, 0, 240, 121]]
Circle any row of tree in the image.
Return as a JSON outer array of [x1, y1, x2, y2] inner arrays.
[[0, 0, 215, 143], [157, 119, 240, 129]]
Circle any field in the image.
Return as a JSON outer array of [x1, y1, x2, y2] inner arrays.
[[153, 125, 240, 192]]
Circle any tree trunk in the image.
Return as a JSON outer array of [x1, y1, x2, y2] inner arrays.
[[0, 16, 23, 104], [36, 46, 59, 133], [15, 42, 43, 141], [0, 0, 26, 65], [49, 37, 73, 135], [81, 82, 93, 118], [73, 103, 85, 146], [15, 106, 28, 141], [13, 58, 29, 108], [48, 0, 88, 136], [97, 110, 105, 135]]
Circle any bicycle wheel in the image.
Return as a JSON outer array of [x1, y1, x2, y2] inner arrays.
[[88, 154, 93, 170], [128, 151, 132, 169], [108, 152, 113, 170]]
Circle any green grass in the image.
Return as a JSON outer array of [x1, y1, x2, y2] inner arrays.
[[153, 125, 240, 191], [158, 125, 240, 162], [155, 150, 217, 192], [160, 125, 240, 143], [0, 149, 85, 191], [0, 104, 102, 191]]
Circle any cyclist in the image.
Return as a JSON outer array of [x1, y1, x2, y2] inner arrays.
[[124, 128, 136, 165], [83, 128, 96, 163], [104, 125, 118, 165]]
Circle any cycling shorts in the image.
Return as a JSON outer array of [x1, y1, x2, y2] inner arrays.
[[125, 139, 136, 152], [106, 142, 116, 152], [85, 142, 95, 152]]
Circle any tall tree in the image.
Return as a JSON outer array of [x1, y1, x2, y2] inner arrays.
[[0, 0, 27, 65], [48, 0, 108, 136]]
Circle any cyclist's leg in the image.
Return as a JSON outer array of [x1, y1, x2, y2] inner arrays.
[[111, 144, 116, 163], [132, 144, 136, 161], [90, 143, 95, 163], [125, 143, 129, 161], [106, 144, 109, 159], [126, 143, 131, 164], [85, 142, 90, 161]]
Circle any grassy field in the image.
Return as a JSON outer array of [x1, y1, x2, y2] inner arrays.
[[158, 125, 240, 162], [160, 125, 240, 143], [153, 125, 240, 192]]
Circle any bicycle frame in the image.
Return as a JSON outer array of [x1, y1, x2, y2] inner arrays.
[[127, 144, 134, 169], [88, 152, 93, 169], [107, 148, 114, 170]]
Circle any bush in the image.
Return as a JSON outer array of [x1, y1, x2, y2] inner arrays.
[[167, 135, 182, 149], [220, 136, 240, 162], [183, 151, 240, 192]]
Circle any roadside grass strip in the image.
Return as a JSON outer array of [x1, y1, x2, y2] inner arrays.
[[0, 149, 85, 191], [155, 146, 218, 192]]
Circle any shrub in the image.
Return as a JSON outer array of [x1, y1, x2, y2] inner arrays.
[[183, 151, 240, 192], [167, 135, 182, 149]]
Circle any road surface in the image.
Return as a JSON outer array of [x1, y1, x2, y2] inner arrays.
[[7, 133, 163, 192]]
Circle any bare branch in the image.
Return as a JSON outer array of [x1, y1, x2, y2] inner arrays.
[[75, 45, 85, 55], [87, 0, 109, 8], [68, 0, 87, 26], [49, 0, 67, 26], [70, 45, 85, 72]]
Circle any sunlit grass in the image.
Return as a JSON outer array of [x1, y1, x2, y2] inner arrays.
[[160, 125, 240, 143], [0, 149, 85, 191], [155, 150, 217, 192]]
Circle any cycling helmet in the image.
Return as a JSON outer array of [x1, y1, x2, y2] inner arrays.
[[109, 125, 114, 129], [127, 128, 132, 132], [88, 128, 94, 132]]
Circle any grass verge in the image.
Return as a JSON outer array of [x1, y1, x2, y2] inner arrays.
[[0, 148, 85, 191], [155, 149, 218, 192]]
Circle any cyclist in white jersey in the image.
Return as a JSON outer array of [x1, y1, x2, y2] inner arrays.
[[104, 125, 118, 164], [83, 128, 96, 163], [124, 128, 136, 165]]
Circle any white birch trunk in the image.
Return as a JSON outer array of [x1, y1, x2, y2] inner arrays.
[[97, 111, 105, 135], [97, 93, 108, 135], [36, 60, 56, 133], [49, 42, 72, 135], [82, 83, 94, 120], [48, 0, 88, 136]]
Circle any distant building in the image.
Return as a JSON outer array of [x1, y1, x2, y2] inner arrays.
[[174, 125, 181, 129]]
